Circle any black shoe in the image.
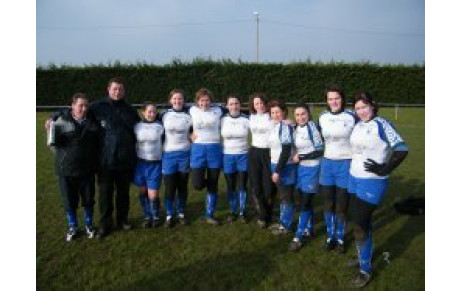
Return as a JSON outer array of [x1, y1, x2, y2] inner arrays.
[[142, 219, 152, 229], [272, 225, 290, 236], [177, 214, 188, 225], [337, 241, 346, 254], [323, 239, 336, 251], [204, 217, 219, 226], [152, 217, 162, 228], [257, 219, 267, 229], [226, 213, 238, 224], [117, 220, 132, 230], [288, 238, 303, 252], [346, 256, 360, 268], [164, 217, 174, 228], [350, 271, 372, 288], [96, 227, 110, 239], [238, 214, 248, 224]]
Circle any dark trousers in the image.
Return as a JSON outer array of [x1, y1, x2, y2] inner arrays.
[[97, 169, 132, 229], [58, 175, 95, 213], [248, 147, 276, 222]]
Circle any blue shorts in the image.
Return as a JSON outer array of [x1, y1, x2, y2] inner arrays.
[[348, 175, 389, 205], [271, 163, 297, 186], [319, 158, 351, 189], [133, 160, 162, 190], [190, 143, 223, 169], [223, 153, 248, 174], [296, 164, 320, 194], [162, 150, 190, 175]]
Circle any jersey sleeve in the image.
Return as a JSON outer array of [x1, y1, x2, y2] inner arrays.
[[279, 122, 294, 145], [375, 117, 407, 149], [307, 121, 324, 150]]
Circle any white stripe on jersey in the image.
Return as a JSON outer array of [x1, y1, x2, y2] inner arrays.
[[249, 113, 273, 148], [134, 121, 164, 161], [221, 114, 249, 154], [350, 116, 405, 179], [294, 121, 323, 167], [269, 121, 294, 164], [189, 105, 224, 144], [318, 109, 356, 160], [162, 109, 192, 152]]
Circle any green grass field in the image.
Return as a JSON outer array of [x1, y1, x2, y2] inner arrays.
[[36, 107, 425, 290]]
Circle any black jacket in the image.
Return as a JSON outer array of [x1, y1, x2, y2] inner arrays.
[[89, 97, 140, 171], [53, 109, 100, 176]]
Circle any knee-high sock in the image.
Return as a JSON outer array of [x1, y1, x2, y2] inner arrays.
[[336, 217, 347, 243], [177, 193, 186, 215], [295, 210, 310, 239], [324, 211, 336, 240], [165, 198, 174, 218], [83, 207, 93, 226], [356, 229, 373, 274], [138, 193, 149, 219], [306, 209, 314, 235], [206, 192, 217, 218], [66, 210, 77, 229], [149, 197, 160, 219], [239, 191, 247, 215], [281, 203, 295, 230], [228, 191, 237, 214]]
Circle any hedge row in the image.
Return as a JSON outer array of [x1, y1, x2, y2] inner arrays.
[[36, 61, 424, 106]]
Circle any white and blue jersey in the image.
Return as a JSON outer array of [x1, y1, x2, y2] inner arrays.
[[133, 120, 164, 190], [161, 108, 192, 152], [134, 120, 164, 161], [269, 121, 296, 186], [348, 116, 408, 205], [249, 113, 273, 149], [221, 113, 249, 173], [294, 121, 324, 193], [318, 109, 357, 160], [318, 109, 357, 188], [161, 108, 192, 174], [189, 105, 224, 169]]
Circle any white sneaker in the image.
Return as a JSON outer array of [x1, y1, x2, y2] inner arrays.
[[66, 228, 77, 242], [85, 226, 95, 239]]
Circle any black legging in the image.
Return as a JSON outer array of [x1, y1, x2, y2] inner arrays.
[[192, 168, 220, 193], [248, 147, 275, 222], [321, 185, 350, 222], [224, 171, 248, 193]]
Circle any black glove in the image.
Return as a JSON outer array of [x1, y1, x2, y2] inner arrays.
[[364, 159, 388, 176], [364, 150, 408, 177]]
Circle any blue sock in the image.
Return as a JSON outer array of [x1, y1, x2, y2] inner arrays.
[[324, 211, 336, 240], [356, 230, 373, 274], [239, 191, 247, 215], [165, 198, 174, 218], [228, 192, 237, 214], [306, 209, 314, 235], [138, 193, 149, 219], [83, 207, 93, 226], [281, 204, 295, 230], [295, 210, 310, 239], [206, 193, 217, 218], [66, 210, 77, 229], [279, 203, 285, 224], [336, 217, 347, 242]]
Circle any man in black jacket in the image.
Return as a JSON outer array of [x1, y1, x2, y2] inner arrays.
[[51, 93, 100, 242], [91, 77, 140, 238]]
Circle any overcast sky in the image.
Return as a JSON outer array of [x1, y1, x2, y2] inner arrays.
[[36, 0, 425, 66]]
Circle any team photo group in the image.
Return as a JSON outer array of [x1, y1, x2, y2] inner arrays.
[[46, 77, 408, 288]]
